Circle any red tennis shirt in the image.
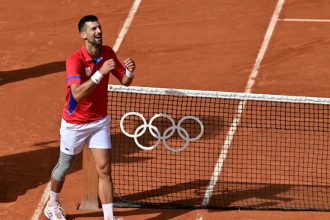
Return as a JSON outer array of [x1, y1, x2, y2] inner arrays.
[[62, 45, 125, 124]]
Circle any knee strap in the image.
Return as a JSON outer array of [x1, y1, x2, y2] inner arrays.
[[51, 151, 76, 181]]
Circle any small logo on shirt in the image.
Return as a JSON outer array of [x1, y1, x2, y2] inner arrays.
[[95, 57, 103, 63], [85, 67, 91, 76]]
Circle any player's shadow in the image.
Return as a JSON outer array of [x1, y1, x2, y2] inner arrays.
[[66, 208, 196, 220], [0, 141, 82, 203], [0, 61, 65, 86], [130, 182, 294, 220], [70, 181, 295, 220], [114, 181, 293, 209], [0, 129, 173, 203], [0, 134, 152, 203], [207, 182, 294, 209]]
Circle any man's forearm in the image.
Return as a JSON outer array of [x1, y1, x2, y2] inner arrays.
[[71, 79, 98, 102], [121, 74, 134, 86]]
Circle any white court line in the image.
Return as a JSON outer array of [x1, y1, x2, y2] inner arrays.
[[201, 0, 285, 207], [279, 18, 330, 23], [30, 182, 50, 220], [30, 1, 142, 220], [112, 0, 142, 53]]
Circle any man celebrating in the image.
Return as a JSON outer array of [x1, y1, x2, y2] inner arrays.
[[44, 15, 135, 220]]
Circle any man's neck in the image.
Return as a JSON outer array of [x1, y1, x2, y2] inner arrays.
[[85, 43, 101, 59]]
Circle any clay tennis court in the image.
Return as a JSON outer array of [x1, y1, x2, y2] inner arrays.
[[1, 0, 330, 219]]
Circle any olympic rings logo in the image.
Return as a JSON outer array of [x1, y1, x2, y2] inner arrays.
[[120, 112, 204, 152]]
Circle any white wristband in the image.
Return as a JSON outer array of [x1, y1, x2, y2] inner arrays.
[[125, 69, 134, 78], [91, 71, 103, 84]]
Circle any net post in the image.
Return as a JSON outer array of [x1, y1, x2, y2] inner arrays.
[[79, 146, 100, 210]]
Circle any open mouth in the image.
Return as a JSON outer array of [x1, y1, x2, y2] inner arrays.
[[95, 35, 102, 40]]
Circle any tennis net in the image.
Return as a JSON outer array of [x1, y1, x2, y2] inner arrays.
[[108, 85, 330, 210]]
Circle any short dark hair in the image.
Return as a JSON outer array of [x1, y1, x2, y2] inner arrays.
[[78, 15, 98, 32]]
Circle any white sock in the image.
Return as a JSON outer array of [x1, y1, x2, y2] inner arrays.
[[102, 203, 114, 219], [49, 191, 59, 204]]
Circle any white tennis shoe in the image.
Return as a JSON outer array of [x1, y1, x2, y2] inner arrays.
[[44, 201, 67, 220]]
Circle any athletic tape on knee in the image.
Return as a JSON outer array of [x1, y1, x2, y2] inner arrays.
[[51, 151, 76, 181]]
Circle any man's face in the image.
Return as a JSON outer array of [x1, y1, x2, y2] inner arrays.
[[82, 21, 103, 46]]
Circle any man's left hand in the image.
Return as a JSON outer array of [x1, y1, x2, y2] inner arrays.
[[124, 58, 136, 73]]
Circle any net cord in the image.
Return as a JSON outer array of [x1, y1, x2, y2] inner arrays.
[[108, 85, 330, 105]]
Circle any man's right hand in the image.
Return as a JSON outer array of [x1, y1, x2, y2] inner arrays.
[[99, 59, 117, 75]]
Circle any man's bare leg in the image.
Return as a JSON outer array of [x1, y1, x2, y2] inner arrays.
[[90, 148, 114, 219], [51, 177, 65, 193]]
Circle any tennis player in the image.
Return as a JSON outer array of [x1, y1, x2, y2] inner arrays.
[[44, 15, 135, 220]]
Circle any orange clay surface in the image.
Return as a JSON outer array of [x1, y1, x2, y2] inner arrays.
[[1, 0, 330, 219]]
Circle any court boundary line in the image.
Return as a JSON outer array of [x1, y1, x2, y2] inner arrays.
[[30, 1, 142, 219], [112, 0, 142, 53], [279, 18, 330, 23], [30, 182, 51, 220], [201, 0, 285, 207]]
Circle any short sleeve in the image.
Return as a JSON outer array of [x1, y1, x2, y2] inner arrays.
[[66, 56, 83, 86]]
